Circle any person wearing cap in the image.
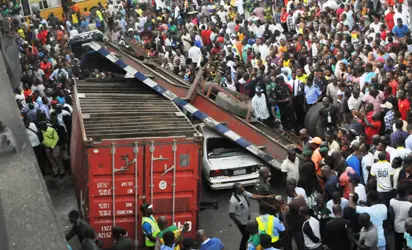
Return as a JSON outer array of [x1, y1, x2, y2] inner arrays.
[[141, 203, 160, 250], [308, 137, 323, 175], [251, 85, 271, 126]]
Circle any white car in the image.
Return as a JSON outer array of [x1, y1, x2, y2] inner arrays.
[[198, 124, 264, 190]]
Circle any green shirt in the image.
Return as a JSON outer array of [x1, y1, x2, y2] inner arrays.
[[254, 180, 272, 196], [248, 231, 266, 245], [111, 236, 132, 250]]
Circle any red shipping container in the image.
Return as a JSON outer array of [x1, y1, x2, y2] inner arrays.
[[70, 79, 202, 247]]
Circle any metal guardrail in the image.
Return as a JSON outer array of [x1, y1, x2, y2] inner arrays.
[[0, 37, 68, 249]]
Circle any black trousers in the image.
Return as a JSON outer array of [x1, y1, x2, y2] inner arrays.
[[293, 96, 305, 129], [33, 145, 47, 175], [278, 104, 297, 131], [147, 246, 154, 250], [282, 229, 305, 250], [238, 225, 250, 250], [395, 232, 405, 250]]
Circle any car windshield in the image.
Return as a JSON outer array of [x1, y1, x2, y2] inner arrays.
[[207, 137, 244, 158]]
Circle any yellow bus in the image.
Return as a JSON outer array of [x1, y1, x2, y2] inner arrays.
[[21, 0, 101, 20]]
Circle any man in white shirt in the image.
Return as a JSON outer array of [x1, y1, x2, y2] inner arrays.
[[281, 149, 300, 182], [251, 86, 271, 125], [24, 119, 46, 175], [394, 3, 410, 27], [348, 90, 363, 111], [370, 151, 394, 208], [326, 191, 349, 218], [360, 143, 374, 184], [369, 16, 383, 34], [69, 26, 79, 37], [287, 178, 308, 205], [349, 185, 387, 250], [390, 136, 411, 162], [188, 44, 202, 64], [216, 6, 227, 24]]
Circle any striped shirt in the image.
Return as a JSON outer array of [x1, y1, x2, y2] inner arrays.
[[252, 94, 270, 120]]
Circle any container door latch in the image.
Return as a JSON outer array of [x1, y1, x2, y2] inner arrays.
[[116, 155, 136, 173]]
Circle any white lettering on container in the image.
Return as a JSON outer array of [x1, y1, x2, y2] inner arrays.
[[174, 221, 192, 232]]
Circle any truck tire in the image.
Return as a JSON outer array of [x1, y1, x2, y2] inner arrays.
[[215, 92, 252, 118], [304, 103, 323, 137]]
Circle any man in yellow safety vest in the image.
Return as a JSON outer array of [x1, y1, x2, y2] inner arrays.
[[141, 203, 160, 250], [255, 203, 286, 248]]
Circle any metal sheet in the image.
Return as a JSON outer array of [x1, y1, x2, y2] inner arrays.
[[75, 80, 197, 140]]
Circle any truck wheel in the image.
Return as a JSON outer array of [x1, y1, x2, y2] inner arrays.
[[304, 103, 323, 137], [215, 92, 252, 118]]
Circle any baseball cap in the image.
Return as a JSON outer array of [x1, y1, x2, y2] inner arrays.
[[309, 137, 323, 144], [255, 86, 263, 93]]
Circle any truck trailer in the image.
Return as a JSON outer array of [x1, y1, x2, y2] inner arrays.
[[70, 78, 202, 247]]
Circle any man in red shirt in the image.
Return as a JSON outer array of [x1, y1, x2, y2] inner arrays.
[[360, 112, 382, 144], [210, 43, 222, 57], [387, 71, 399, 95], [200, 25, 212, 49], [385, 6, 396, 31], [40, 57, 53, 79], [37, 26, 49, 45], [398, 89, 410, 120]]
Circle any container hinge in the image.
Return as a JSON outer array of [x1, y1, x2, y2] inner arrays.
[[150, 141, 154, 153], [172, 140, 177, 152], [133, 142, 139, 153]]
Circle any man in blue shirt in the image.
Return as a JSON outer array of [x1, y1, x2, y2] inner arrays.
[[304, 80, 322, 107], [196, 229, 224, 250], [392, 18, 409, 43]]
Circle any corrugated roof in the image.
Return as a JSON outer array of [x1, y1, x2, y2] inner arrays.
[[75, 79, 197, 140]]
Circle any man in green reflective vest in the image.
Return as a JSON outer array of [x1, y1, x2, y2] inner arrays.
[[141, 203, 160, 250]]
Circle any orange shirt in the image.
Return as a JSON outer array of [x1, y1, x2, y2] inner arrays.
[[339, 167, 355, 199], [389, 79, 398, 95], [311, 148, 323, 176], [71, 3, 80, 12]]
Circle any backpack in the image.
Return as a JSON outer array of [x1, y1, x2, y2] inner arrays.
[[27, 126, 43, 142]]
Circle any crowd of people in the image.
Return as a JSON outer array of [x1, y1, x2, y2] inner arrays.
[[7, 0, 412, 247]]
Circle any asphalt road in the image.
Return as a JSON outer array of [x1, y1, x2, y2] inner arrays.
[[199, 185, 262, 250]]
